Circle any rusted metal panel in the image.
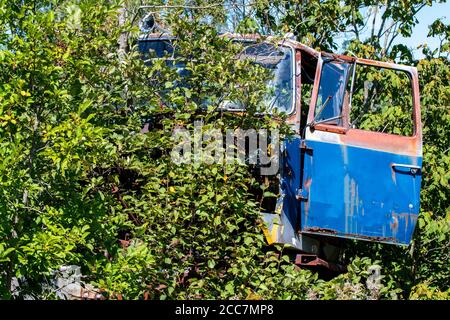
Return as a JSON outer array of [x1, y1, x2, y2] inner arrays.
[[308, 128, 421, 158], [294, 254, 346, 273]]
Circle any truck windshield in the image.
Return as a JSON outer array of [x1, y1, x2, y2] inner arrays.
[[233, 42, 293, 113], [138, 39, 294, 114]]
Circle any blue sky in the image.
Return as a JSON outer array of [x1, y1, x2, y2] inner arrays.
[[336, 2, 449, 59], [395, 1, 449, 58]]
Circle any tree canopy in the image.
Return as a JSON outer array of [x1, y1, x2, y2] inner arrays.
[[0, 0, 448, 299]]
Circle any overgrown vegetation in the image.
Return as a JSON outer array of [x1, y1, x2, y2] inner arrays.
[[0, 0, 448, 300]]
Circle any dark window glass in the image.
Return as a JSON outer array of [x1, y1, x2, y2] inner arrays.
[[238, 43, 294, 113]]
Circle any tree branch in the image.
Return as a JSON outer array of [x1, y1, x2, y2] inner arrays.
[[370, 5, 378, 39], [138, 3, 223, 10], [377, 1, 391, 39]]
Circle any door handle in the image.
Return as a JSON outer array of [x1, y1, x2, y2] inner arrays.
[[391, 163, 421, 175]]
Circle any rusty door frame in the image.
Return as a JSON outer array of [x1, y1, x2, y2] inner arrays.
[[306, 53, 422, 150]]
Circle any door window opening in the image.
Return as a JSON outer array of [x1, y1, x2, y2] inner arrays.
[[349, 64, 414, 136]]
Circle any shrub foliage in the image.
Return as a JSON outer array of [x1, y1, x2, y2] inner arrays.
[[0, 0, 448, 299]]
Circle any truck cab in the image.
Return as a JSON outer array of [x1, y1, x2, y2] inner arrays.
[[138, 33, 423, 265]]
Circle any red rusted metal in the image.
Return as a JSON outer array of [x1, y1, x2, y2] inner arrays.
[[304, 227, 338, 234], [311, 126, 421, 157], [295, 254, 346, 273], [303, 227, 399, 244], [322, 51, 356, 63]]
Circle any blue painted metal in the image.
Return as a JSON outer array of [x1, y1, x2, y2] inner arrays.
[[279, 136, 302, 234], [300, 139, 422, 244]]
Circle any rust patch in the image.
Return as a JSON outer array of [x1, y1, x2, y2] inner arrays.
[[304, 177, 312, 189], [392, 211, 418, 231], [294, 254, 347, 273], [304, 227, 338, 234], [304, 227, 397, 243], [390, 215, 399, 233], [340, 128, 421, 157], [343, 232, 397, 243], [391, 212, 418, 219]]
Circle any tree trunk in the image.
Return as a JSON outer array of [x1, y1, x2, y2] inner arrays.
[[118, 3, 128, 57]]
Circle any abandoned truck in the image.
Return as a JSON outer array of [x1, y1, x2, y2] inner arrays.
[[138, 32, 422, 268]]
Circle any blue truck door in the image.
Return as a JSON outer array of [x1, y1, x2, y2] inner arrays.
[[300, 55, 423, 245]]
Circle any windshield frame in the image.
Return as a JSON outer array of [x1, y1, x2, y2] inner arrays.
[[138, 37, 296, 116]]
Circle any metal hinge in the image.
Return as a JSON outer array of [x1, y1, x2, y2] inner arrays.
[[296, 188, 308, 202], [300, 141, 313, 155]]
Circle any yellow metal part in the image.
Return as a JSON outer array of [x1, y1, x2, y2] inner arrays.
[[260, 213, 282, 245]]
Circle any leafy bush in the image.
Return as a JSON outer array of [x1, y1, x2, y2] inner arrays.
[[0, 0, 448, 300]]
